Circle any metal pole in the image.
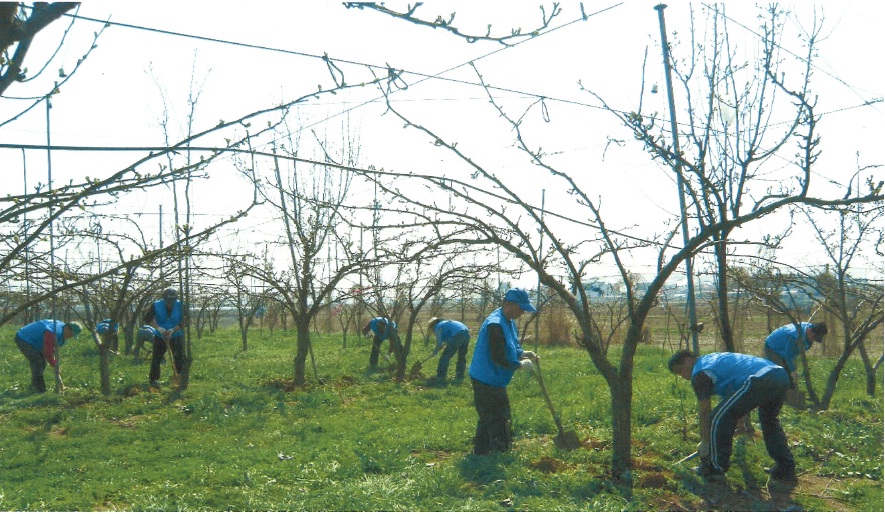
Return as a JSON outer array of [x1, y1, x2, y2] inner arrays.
[[655, 4, 699, 355], [22, 149, 31, 322], [47, 97, 62, 392]]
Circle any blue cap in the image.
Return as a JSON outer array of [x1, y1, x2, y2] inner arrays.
[[504, 288, 536, 313]]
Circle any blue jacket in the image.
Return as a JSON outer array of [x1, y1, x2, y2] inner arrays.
[[469, 308, 523, 387], [433, 320, 469, 350], [765, 323, 812, 372], [368, 317, 397, 342], [16, 320, 69, 350], [153, 300, 184, 337], [692, 352, 782, 399]]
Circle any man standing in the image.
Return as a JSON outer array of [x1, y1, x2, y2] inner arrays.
[[668, 350, 796, 482], [145, 288, 186, 387], [362, 316, 401, 372], [468, 288, 539, 455], [427, 317, 471, 384], [14, 319, 82, 392]]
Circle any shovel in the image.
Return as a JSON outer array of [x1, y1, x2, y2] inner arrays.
[[675, 451, 698, 465], [534, 360, 582, 450], [408, 343, 445, 379]]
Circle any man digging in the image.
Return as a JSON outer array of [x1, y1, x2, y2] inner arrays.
[[668, 350, 797, 484]]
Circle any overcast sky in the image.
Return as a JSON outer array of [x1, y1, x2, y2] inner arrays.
[[2, 1, 882, 283]]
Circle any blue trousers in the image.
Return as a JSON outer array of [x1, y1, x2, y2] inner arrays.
[[436, 330, 470, 380], [709, 368, 795, 472]]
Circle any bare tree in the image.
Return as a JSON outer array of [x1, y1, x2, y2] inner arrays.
[[353, 3, 883, 477], [237, 115, 367, 386]]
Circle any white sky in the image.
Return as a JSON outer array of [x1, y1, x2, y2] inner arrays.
[[1, 1, 882, 285]]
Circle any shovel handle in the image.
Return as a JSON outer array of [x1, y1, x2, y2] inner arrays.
[[534, 361, 566, 433]]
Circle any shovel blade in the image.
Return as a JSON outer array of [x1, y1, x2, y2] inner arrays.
[[554, 430, 582, 451]]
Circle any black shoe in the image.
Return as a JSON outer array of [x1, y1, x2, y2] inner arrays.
[[426, 376, 446, 387], [695, 458, 726, 482], [770, 464, 797, 482]]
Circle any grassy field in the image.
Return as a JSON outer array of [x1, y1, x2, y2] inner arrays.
[[0, 324, 881, 511]]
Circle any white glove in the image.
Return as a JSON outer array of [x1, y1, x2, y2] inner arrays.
[[522, 351, 538, 362], [520, 359, 535, 371]]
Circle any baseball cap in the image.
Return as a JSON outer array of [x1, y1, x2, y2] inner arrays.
[[67, 321, 83, 338], [504, 288, 536, 313], [163, 288, 179, 300]]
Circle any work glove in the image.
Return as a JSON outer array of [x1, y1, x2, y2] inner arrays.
[[520, 359, 535, 371], [521, 350, 538, 362], [697, 441, 710, 458]]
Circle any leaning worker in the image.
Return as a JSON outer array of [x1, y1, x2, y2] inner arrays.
[[144, 288, 187, 387], [668, 349, 796, 483], [427, 317, 471, 385], [362, 316, 401, 372], [468, 288, 539, 455], [13, 319, 82, 393], [96, 318, 120, 352], [764, 322, 827, 387]]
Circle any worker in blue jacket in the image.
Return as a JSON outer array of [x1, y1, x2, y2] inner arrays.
[[362, 316, 401, 371], [764, 322, 827, 386], [14, 319, 82, 392], [669, 350, 796, 483], [427, 318, 471, 384], [96, 318, 119, 352], [468, 288, 539, 455], [144, 288, 187, 386]]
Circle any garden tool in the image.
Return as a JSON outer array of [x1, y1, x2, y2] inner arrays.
[[409, 343, 445, 379], [534, 360, 582, 450], [675, 451, 698, 465]]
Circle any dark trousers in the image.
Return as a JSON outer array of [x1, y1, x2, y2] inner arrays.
[[15, 335, 47, 392], [369, 334, 402, 368], [710, 368, 795, 473], [436, 331, 470, 380], [149, 336, 185, 382], [471, 378, 512, 454]]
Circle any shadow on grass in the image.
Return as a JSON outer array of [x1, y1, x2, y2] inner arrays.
[[457, 452, 515, 484]]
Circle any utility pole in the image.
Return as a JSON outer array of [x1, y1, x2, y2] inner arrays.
[[655, 4, 700, 355]]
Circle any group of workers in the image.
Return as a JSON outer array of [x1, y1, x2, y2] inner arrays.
[[12, 287, 187, 391], [12, 285, 825, 484]]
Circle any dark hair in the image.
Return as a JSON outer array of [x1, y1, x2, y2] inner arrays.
[[809, 322, 828, 339], [668, 349, 696, 373]]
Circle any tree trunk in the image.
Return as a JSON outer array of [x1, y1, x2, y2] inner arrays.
[[99, 343, 111, 396], [609, 371, 633, 478], [293, 320, 310, 386], [714, 241, 736, 352]]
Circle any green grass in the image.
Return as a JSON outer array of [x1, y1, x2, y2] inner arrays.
[[0, 325, 881, 511]]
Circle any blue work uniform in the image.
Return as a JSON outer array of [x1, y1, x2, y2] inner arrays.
[[468, 308, 524, 454], [365, 317, 401, 368], [692, 352, 794, 474], [432, 320, 470, 380], [764, 322, 813, 373], [14, 320, 70, 392], [145, 299, 186, 383]]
